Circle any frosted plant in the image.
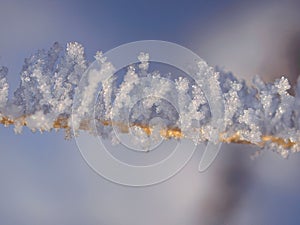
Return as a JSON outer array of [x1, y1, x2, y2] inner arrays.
[[0, 42, 300, 158]]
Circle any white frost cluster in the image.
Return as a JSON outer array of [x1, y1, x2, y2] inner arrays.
[[0, 66, 9, 116], [218, 70, 300, 157], [0, 42, 300, 158], [10, 42, 87, 133]]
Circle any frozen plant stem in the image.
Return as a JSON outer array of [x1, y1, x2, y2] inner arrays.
[[0, 42, 300, 158], [0, 115, 297, 149]]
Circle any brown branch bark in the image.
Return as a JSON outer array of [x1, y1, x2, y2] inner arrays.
[[0, 116, 297, 149]]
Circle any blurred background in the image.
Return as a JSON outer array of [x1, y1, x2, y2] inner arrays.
[[1, 0, 300, 224]]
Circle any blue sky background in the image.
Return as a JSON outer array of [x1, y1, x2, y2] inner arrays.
[[1, 0, 300, 224]]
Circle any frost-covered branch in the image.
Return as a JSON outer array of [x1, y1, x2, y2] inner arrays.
[[0, 42, 300, 158]]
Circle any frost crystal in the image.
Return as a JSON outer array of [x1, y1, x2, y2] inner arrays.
[[138, 52, 150, 71], [0, 42, 300, 158], [0, 66, 9, 112], [0, 66, 9, 125]]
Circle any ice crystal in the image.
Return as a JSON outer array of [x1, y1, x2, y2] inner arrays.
[[0, 66, 9, 126], [0, 66, 9, 112], [0, 42, 300, 158]]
